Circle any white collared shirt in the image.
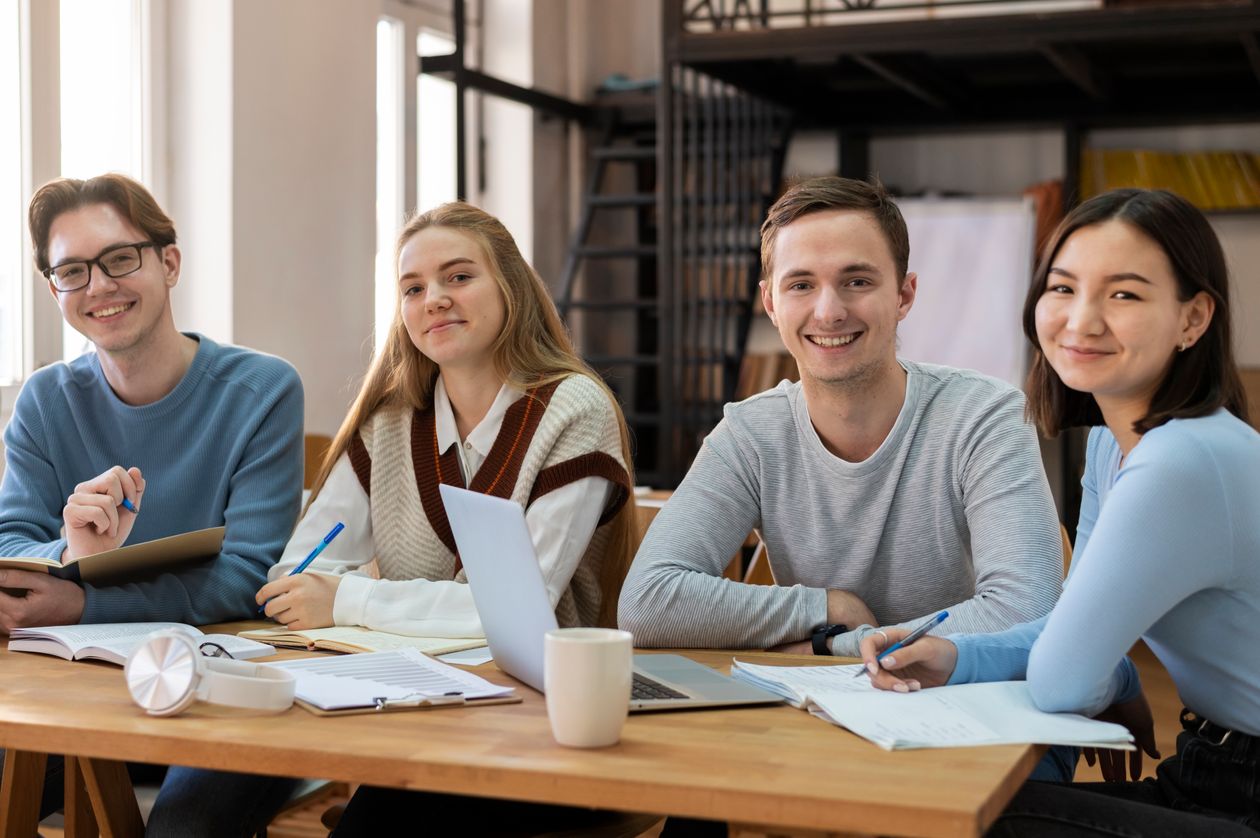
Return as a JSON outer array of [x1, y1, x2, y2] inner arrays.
[[270, 376, 613, 637]]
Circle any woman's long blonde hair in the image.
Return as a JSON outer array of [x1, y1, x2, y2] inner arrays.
[[310, 202, 638, 627]]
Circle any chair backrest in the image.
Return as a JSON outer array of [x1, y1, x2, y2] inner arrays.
[[303, 434, 333, 491], [1060, 522, 1073, 580]]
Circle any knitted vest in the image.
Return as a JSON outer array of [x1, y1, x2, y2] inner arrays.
[[347, 374, 630, 627]]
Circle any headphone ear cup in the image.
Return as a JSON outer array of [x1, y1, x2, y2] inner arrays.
[[125, 630, 205, 717]]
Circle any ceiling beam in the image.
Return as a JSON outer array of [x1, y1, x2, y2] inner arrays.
[[850, 54, 952, 111], [1242, 32, 1260, 89], [1040, 44, 1111, 102]]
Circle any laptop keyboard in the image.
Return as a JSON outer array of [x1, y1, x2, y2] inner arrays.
[[631, 671, 689, 701]]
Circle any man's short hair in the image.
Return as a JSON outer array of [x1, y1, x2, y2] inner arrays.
[[760, 176, 910, 283], [29, 173, 177, 273]]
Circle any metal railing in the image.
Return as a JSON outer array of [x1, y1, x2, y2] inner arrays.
[[682, 0, 1101, 31]]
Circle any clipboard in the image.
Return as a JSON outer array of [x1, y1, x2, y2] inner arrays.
[[296, 693, 522, 717]]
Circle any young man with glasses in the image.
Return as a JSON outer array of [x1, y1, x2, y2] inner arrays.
[[0, 176, 305, 834], [0, 173, 304, 629]]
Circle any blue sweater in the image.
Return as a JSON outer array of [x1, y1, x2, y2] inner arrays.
[[948, 410, 1260, 736], [0, 334, 304, 624]]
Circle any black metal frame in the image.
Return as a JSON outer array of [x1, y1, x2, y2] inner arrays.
[[661, 0, 1260, 516], [418, 0, 593, 201]]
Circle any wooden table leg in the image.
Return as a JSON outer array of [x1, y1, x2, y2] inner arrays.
[[0, 749, 48, 837], [78, 756, 144, 838], [63, 756, 100, 838]]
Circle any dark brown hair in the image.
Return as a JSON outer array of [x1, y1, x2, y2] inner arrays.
[[1024, 188, 1249, 436], [760, 176, 910, 281], [29, 173, 177, 272]]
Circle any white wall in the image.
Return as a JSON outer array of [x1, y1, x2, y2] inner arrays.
[[166, 0, 378, 437]]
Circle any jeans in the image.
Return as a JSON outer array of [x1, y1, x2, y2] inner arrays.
[[987, 709, 1260, 837], [145, 768, 305, 838], [329, 786, 628, 837]]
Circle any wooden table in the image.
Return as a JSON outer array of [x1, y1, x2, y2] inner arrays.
[[0, 625, 1040, 838]]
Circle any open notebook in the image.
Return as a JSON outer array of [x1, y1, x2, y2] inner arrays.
[[732, 661, 1135, 751], [239, 626, 485, 656]]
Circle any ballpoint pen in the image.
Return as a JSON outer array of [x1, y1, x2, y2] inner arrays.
[[257, 521, 345, 615], [854, 610, 949, 678]]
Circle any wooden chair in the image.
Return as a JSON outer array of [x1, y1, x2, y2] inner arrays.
[[303, 433, 332, 491]]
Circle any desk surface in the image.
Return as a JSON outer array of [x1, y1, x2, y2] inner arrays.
[[0, 623, 1038, 838]]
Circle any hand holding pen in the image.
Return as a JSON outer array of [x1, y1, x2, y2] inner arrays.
[[62, 466, 145, 561], [855, 611, 957, 693], [256, 522, 345, 618]]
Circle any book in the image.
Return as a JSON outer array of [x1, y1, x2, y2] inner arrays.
[[731, 660, 1135, 752], [8, 622, 274, 666], [238, 625, 487, 656], [265, 648, 517, 715], [0, 527, 225, 584]]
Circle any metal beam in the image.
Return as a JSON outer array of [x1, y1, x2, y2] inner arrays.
[[419, 56, 594, 126], [675, 5, 1260, 63], [1041, 44, 1110, 102], [850, 54, 951, 111], [1242, 32, 1260, 88]]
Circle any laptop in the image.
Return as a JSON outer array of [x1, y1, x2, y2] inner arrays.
[[439, 485, 782, 712]]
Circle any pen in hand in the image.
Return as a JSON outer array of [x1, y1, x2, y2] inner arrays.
[[854, 610, 949, 678], [257, 521, 345, 616]]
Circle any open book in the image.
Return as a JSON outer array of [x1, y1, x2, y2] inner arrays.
[[0, 527, 225, 583], [238, 625, 486, 656], [8, 622, 274, 666], [732, 661, 1135, 752]]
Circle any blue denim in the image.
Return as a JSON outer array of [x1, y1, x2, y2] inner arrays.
[[145, 768, 304, 838]]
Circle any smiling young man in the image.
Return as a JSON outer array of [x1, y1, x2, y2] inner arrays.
[[620, 176, 1063, 660], [0, 174, 304, 631]]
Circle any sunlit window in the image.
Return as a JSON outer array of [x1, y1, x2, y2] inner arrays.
[[59, 0, 143, 361], [418, 30, 456, 214], [375, 17, 405, 356], [0, 2, 23, 383]]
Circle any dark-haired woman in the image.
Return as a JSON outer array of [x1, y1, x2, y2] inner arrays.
[[858, 188, 1260, 836]]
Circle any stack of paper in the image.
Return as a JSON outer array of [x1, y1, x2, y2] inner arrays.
[[266, 648, 514, 712], [731, 661, 1134, 752]]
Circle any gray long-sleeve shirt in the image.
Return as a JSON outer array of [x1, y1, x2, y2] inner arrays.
[[619, 360, 1062, 657]]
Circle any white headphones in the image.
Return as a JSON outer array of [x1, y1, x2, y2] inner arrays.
[[124, 629, 296, 717]]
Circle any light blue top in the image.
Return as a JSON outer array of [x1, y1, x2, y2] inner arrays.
[[949, 409, 1260, 736], [0, 334, 304, 625]]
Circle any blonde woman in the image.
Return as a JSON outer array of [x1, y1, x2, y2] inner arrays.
[[149, 204, 636, 838], [257, 201, 636, 636]]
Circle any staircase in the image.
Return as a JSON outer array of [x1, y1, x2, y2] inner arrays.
[[559, 83, 790, 487]]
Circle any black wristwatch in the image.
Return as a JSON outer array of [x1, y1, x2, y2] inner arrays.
[[811, 623, 847, 656]]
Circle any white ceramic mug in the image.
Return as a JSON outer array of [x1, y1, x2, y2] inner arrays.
[[543, 627, 633, 748]]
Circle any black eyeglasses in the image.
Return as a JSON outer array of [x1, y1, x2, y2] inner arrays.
[[43, 241, 159, 293], [198, 642, 236, 660]]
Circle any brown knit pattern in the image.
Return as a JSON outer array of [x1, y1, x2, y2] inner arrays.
[[528, 451, 630, 525], [347, 431, 372, 495], [359, 374, 628, 626]]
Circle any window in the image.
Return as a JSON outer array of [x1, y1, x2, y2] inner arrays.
[[58, 0, 145, 361], [375, 17, 405, 355], [0, 2, 23, 384], [372, 8, 458, 357], [417, 30, 456, 214]]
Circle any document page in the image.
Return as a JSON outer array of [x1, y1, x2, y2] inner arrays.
[[269, 648, 513, 710], [808, 681, 1135, 751], [731, 660, 876, 707]]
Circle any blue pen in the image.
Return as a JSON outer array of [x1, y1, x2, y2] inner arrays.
[[855, 610, 949, 678], [120, 498, 138, 513], [257, 522, 345, 615]]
